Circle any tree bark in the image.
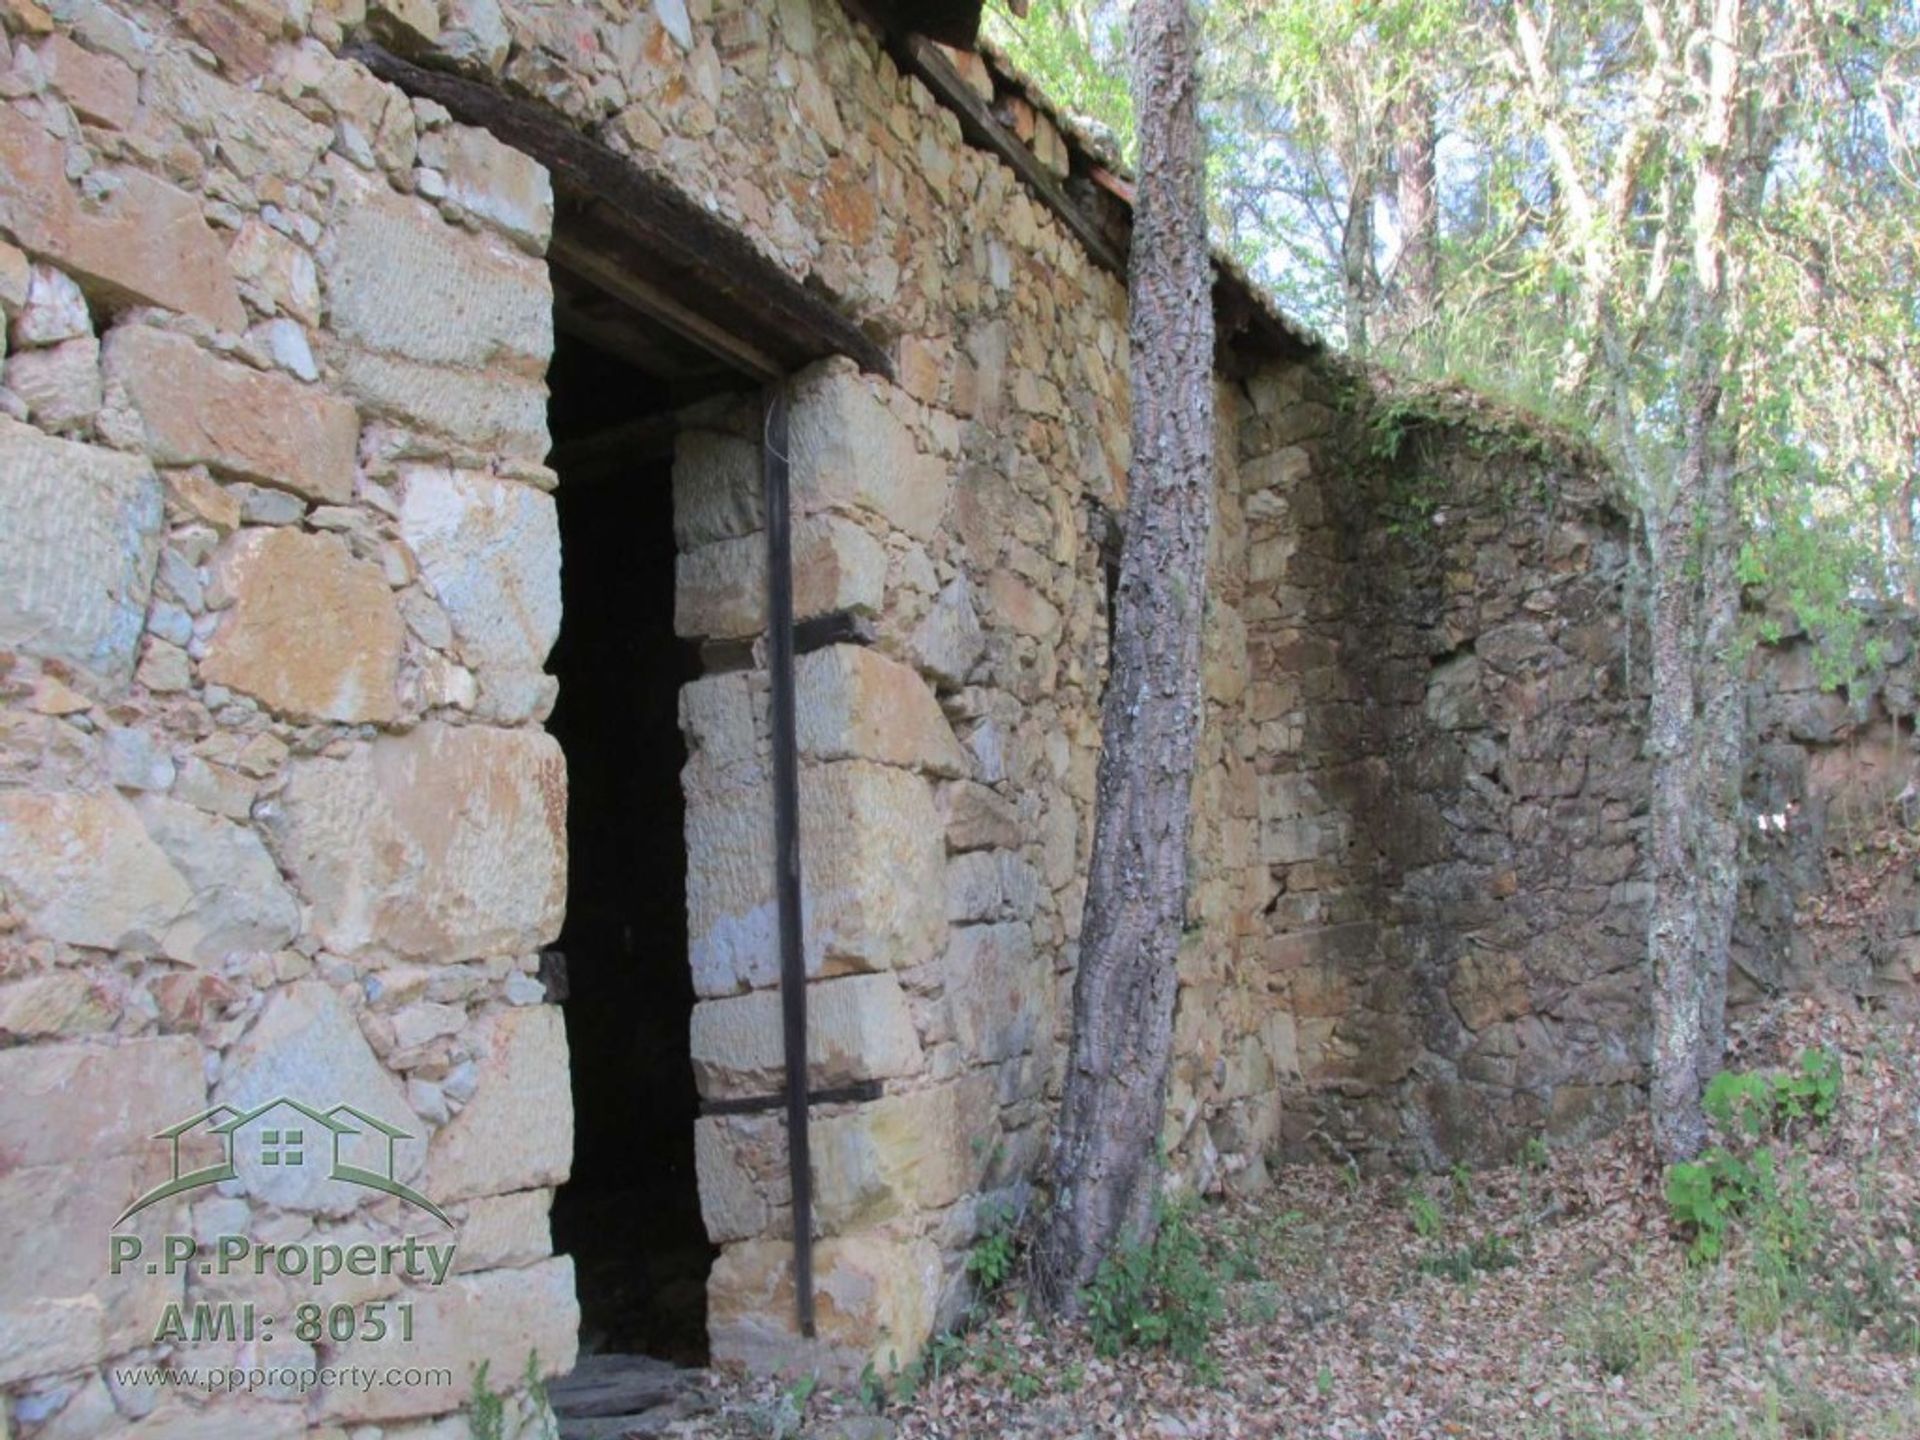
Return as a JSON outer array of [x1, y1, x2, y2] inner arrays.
[[1035, 0, 1215, 1311], [1648, 0, 1746, 1165], [1390, 81, 1438, 328]]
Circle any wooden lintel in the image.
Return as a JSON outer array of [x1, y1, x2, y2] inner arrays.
[[342, 41, 894, 383], [545, 413, 682, 477], [551, 229, 785, 383]]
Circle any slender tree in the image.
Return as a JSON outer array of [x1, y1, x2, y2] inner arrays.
[[1034, 0, 1215, 1307]]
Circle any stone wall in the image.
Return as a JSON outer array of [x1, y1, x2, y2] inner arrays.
[[0, 0, 1134, 1426], [1191, 378, 1920, 1176], [3, 0, 1911, 1430], [1738, 616, 1920, 1006], [0, 1, 586, 1434], [1199, 381, 1651, 1174]]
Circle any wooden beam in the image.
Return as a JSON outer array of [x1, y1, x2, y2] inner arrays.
[[550, 228, 785, 383], [546, 414, 681, 476], [342, 41, 894, 383], [890, 29, 1129, 277]]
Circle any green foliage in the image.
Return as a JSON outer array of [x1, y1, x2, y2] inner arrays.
[[1701, 1048, 1842, 1140], [1669, 1050, 1843, 1263], [982, 1, 1132, 161], [469, 1352, 556, 1440], [1082, 1199, 1224, 1372], [965, 1207, 1020, 1295], [1417, 1231, 1518, 1282], [1667, 1145, 1777, 1263], [470, 1360, 506, 1440], [1406, 1188, 1443, 1240]]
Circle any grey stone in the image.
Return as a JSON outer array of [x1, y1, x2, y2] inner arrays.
[[0, 419, 161, 684]]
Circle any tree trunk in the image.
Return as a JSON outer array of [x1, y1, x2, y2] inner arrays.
[[1390, 82, 1438, 329], [1645, 395, 1713, 1164], [1648, 0, 1746, 1164], [1340, 168, 1376, 357], [1034, 0, 1215, 1311]]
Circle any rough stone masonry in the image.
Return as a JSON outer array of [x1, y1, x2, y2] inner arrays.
[[0, 0, 1913, 1435]]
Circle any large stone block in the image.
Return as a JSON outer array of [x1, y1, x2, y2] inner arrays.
[[689, 972, 924, 1100], [0, 790, 184, 958], [104, 326, 358, 503], [672, 428, 762, 546], [0, 108, 245, 333], [789, 367, 949, 541], [0, 418, 160, 683], [0, 1035, 204, 1173], [425, 1005, 572, 1204], [398, 467, 559, 720], [907, 576, 984, 689], [213, 981, 421, 1215], [695, 1114, 772, 1244], [685, 761, 946, 996], [451, 1188, 553, 1273], [944, 922, 1047, 1064], [675, 531, 765, 642], [420, 123, 554, 252], [0, 1157, 183, 1384], [267, 724, 567, 961], [317, 1258, 577, 1422], [683, 777, 777, 995], [674, 514, 885, 640], [324, 188, 550, 372], [708, 1234, 940, 1380], [694, 1079, 986, 1240], [201, 528, 404, 723], [334, 350, 547, 462], [800, 761, 947, 977], [812, 1080, 989, 1227], [796, 644, 967, 777], [129, 795, 301, 963], [0, 790, 296, 964]]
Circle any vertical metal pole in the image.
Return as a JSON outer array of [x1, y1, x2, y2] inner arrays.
[[763, 383, 815, 1338]]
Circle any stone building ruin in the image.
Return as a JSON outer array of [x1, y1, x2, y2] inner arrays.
[[0, 0, 1915, 1433]]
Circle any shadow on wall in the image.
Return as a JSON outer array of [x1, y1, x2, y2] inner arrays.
[[1248, 384, 1649, 1172], [1244, 380, 1920, 1172]]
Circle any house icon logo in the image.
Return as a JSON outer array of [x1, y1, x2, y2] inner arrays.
[[116, 1094, 451, 1227]]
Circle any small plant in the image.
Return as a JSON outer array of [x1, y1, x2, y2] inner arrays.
[[470, 1360, 506, 1440], [1521, 1136, 1551, 1172], [1702, 1049, 1842, 1140], [1082, 1198, 1223, 1372], [1780, 1046, 1842, 1124], [1407, 1188, 1443, 1240], [1450, 1161, 1475, 1207], [470, 1352, 556, 1440], [1703, 1069, 1779, 1139], [1667, 1146, 1777, 1262], [967, 1223, 1018, 1294], [1417, 1231, 1517, 1282]]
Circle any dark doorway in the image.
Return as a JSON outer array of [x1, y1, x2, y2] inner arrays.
[[545, 255, 749, 1363]]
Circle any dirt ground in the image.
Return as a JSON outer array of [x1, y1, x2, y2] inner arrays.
[[670, 997, 1920, 1440]]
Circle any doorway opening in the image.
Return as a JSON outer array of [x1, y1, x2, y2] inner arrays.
[[545, 249, 755, 1365]]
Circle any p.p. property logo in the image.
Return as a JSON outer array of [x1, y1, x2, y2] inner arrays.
[[117, 1092, 450, 1227]]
